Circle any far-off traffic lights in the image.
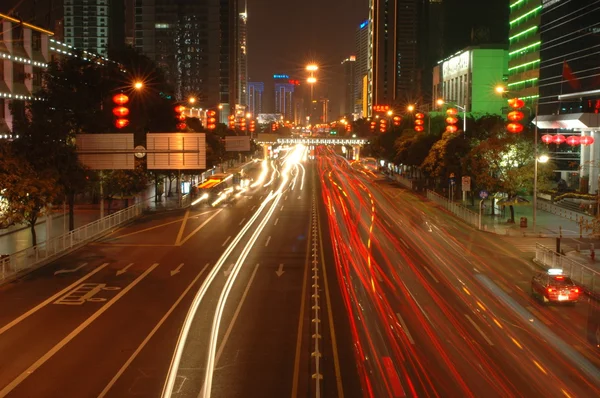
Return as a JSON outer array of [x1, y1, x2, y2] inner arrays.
[[414, 112, 425, 132]]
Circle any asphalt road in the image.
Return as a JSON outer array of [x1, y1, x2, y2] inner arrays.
[[317, 146, 600, 397]]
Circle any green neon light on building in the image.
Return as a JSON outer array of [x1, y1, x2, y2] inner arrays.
[[509, 26, 538, 42], [510, 0, 526, 8], [508, 78, 538, 87], [509, 41, 541, 56], [508, 59, 540, 71], [510, 6, 542, 25]]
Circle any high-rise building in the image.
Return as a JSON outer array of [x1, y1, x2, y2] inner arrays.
[[63, 0, 125, 56], [274, 75, 294, 122], [507, 0, 541, 105], [134, 0, 239, 115], [368, 0, 420, 116], [248, 82, 264, 116], [341, 56, 356, 117], [237, 7, 248, 108], [355, 20, 369, 117]]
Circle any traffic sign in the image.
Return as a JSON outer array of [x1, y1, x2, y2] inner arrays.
[[479, 190, 489, 199], [449, 178, 456, 186], [462, 176, 471, 192]]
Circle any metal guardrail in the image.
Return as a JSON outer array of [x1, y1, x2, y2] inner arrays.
[[395, 175, 414, 190], [537, 200, 594, 223], [427, 190, 479, 228], [0, 202, 143, 283], [535, 243, 599, 295]]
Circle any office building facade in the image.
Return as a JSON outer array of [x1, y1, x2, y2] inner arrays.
[[274, 76, 294, 122], [134, 0, 239, 114], [237, 8, 248, 107], [247, 81, 263, 117], [64, 0, 125, 56], [341, 56, 355, 117], [355, 20, 369, 117], [432, 46, 508, 115], [368, 0, 420, 115], [507, 0, 541, 104]]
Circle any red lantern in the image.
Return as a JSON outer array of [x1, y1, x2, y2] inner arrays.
[[177, 122, 187, 130], [507, 111, 524, 122], [446, 108, 458, 116], [114, 118, 129, 129], [553, 134, 566, 144], [508, 98, 525, 109], [415, 119, 424, 126], [174, 105, 186, 114], [414, 125, 424, 132], [178, 113, 186, 121], [446, 116, 458, 125], [566, 136, 581, 146], [112, 106, 129, 117], [415, 112, 425, 119], [581, 136, 595, 146], [506, 123, 523, 133], [446, 125, 458, 133], [541, 134, 554, 144], [112, 93, 129, 105]]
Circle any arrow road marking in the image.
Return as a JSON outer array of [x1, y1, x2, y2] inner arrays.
[[54, 263, 88, 276], [116, 263, 133, 276], [275, 264, 285, 277], [224, 264, 234, 277], [171, 263, 184, 277]]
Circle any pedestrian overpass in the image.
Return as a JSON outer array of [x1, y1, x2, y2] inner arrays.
[[256, 134, 368, 146]]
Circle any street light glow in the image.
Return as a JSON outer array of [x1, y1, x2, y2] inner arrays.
[[387, 110, 393, 116], [495, 85, 507, 94], [188, 96, 196, 104], [306, 64, 319, 72], [436, 98, 445, 106], [246, 112, 252, 118], [133, 81, 144, 90], [538, 154, 549, 163], [307, 77, 317, 84], [407, 105, 415, 112]]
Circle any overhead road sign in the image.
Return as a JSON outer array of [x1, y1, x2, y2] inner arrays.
[[75, 134, 134, 170], [146, 133, 206, 170], [225, 136, 251, 152]]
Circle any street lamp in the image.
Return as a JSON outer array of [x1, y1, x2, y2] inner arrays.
[[534, 154, 549, 233], [133, 81, 144, 90], [306, 64, 319, 72], [188, 96, 196, 104]]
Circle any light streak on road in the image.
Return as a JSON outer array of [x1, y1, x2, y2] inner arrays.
[[251, 160, 269, 188]]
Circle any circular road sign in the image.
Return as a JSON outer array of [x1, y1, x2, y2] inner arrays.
[[134, 145, 146, 159], [479, 190, 489, 199]]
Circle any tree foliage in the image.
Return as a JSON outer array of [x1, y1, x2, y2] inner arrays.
[[421, 131, 470, 178]]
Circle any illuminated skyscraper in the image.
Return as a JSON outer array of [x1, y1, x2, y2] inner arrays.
[[248, 82, 264, 116], [273, 75, 295, 121], [355, 20, 369, 117], [341, 56, 356, 116], [507, 0, 542, 104], [238, 7, 248, 107]]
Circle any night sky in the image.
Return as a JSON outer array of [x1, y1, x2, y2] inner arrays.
[[246, 0, 369, 114]]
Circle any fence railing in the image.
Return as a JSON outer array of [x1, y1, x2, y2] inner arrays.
[[0, 202, 143, 283], [535, 243, 599, 296], [537, 200, 593, 223], [395, 175, 414, 190], [427, 190, 479, 228]]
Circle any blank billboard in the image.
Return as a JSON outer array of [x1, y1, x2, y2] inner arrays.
[[75, 134, 134, 170], [146, 133, 206, 170], [225, 136, 251, 152]]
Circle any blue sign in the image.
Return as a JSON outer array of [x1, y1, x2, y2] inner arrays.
[[479, 190, 489, 199], [359, 20, 368, 29], [449, 178, 456, 186], [273, 74, 289, 79]]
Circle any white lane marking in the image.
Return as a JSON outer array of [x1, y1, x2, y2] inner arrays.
[[285, 195, 288, 200], [177, 210, 223, 246], [54, 263, 87, 275], [251, 205, 257, 211], [98, 263, 210, 398], [0, 263, 109, 336], [174, 209, 190, 246], [525, 306, 553, 325], [464, 314, 494, 345], [423, 266, 439, 283], [274, 217, 279, 226], [0, 264, 159, 397], [222, 236, 232, 247], [214, 263, 260, 363], [239, 218, 246, 226], [281, 205, 285, 211], [265, 236, 272, 247], [395, 313, 415, 344], [116, 263, 133, 276], [170, 263, 184, 277], [384, 220, 392, 228], [275, 264, 285, 277], [297, 196, 301, 199], [224, 264, 234, 277]]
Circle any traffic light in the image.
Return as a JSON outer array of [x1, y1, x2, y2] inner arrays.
[[207, 110, 217, 130], [393, 116, 402, 126], [112, 93, 129, 129], [445, 108, 458, 133], [414, 112, 425, 132], [506, 98, 525, 134], [379, 118, 387, 133]]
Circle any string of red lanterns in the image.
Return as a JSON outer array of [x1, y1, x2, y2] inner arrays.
[[541, 134, 594, 146], [445, 108, 459, 133]]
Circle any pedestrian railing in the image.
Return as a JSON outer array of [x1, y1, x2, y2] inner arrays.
[[427, 190, 479, 228], [0, 202, 144, 283], [535, 243, 599, 296], [395, 175, 414, 190], [537, 200, 593, 223]]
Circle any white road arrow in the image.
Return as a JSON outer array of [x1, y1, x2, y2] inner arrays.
[[54, 263, 87, 276], [170, 263, 184, 276], [275, 264, 285, 277], [116, 263, 133, 276], [224, 263, 234, 277]]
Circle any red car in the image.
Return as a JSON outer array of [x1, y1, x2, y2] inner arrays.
[[531, 269, 580, 304]]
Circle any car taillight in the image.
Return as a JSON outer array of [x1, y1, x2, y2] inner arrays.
[[573, 288, 579, 293], [547, 287, 553, 293]]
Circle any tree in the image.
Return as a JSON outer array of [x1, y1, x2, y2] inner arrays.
[[101, 165, 149, 212], [421, 131, 470, 182], [0, 142, 61, 246], [394, 131, 438, 177]]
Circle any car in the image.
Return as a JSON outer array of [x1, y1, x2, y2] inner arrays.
[[531, 269, 580, 304]]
